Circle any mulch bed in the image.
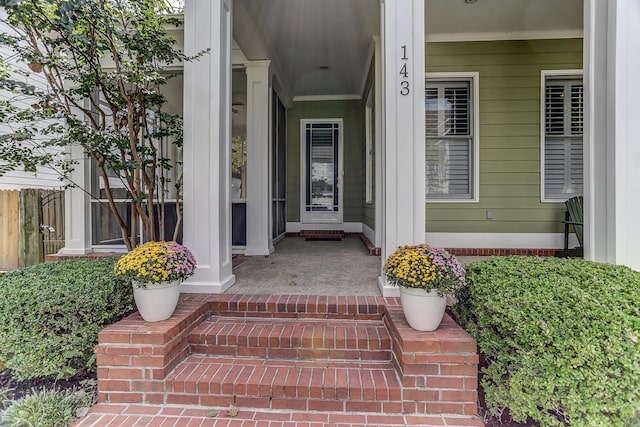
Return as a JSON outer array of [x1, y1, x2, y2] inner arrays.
[[0, 371, 95, 402]]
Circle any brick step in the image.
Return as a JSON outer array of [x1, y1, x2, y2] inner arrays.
[[165, 356, 404, 413], [75, 404, 485, 426], [190, 317, 391, 360], [299, 229, 344, 240], [96, 295, 480, 417], [211, 294, 385, 320], [74, 404, 484, 427]]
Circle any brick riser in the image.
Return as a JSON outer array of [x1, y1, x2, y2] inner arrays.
[[166, 357, 400, 413], [96, 294, 479, 418], [190, 317, 391, 360]]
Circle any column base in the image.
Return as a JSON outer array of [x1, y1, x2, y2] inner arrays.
[[244, 245, 275, 256], [181, 274, 236, 294], [59, 246, 94, 255], [378, 276, 400, 298]]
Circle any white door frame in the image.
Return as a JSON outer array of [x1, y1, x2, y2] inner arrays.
[[300, 118, 344, 224]]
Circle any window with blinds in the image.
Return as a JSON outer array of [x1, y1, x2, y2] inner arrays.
[[425, 79, 474, 200], [543, 76, 583, 200]]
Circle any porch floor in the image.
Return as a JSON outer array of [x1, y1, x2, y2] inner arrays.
[[230, 237, 485, 296]]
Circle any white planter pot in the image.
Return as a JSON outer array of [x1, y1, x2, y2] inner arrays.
[[132, 280, 181, 322], [399, 287, 447, 331]]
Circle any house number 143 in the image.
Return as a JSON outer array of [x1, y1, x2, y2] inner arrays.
[[399, 45, 410, 96]]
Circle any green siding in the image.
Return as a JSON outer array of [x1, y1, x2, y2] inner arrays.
[[286, 100, 364, 223], [425, 38, 583, 233]]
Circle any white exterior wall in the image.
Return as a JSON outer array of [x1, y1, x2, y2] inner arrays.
[[0, 17, 63, 191]]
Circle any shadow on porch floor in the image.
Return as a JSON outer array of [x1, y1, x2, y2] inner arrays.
[[229, 237, 488, 296], [229, 237, 382, 295]]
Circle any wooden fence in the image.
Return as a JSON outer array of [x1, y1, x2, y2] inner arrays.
[[0, 189, 65, 271], [0, 190, 19, 271]]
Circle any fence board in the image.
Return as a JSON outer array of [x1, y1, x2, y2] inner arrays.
[[0, 190, 19, 270], [19, 188, 43, 267], [42, 190, 65, 256]]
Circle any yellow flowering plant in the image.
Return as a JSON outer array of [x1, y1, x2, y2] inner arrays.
[[383, 244, 465, 296], [114, 241, 196, 287]]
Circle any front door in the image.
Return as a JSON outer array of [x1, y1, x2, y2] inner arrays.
[[300, 119, 343, 224]]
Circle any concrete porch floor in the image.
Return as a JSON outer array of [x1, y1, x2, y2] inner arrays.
[[229, 237, 484, 296]]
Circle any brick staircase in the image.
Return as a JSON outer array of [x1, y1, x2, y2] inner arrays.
[[95, 294, 481, 425]]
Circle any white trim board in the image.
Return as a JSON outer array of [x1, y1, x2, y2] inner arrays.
[[425, 232, 579, 250], [293, 94, 362, 102], [362, 223, 376, 245], [425, 30, 583, 43]]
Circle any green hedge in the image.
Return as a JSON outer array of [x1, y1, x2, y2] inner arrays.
[[0, 258, 133, 380], [454, 256, 640, 427]]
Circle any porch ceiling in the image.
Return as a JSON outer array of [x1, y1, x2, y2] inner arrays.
[[233, 0, 583, 99], [233, 0, 380, 99]]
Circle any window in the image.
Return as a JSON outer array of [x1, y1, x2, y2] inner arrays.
[[425, 73, 478, 202], [365, 88, 374, 204], [541, 71, 583, 201]]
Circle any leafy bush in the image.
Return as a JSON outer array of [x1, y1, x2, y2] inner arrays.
[[454, 256, 640, 427], [0, 258, 133, 380], [1, 382, 95, 427]]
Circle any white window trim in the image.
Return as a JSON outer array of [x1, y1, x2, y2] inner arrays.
[[425, 72, 480, 203], [540, 69, 583, 203], [299, 118, 344, 224]]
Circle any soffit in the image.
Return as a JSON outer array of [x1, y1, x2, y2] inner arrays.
[[232, 0, 583, 99]]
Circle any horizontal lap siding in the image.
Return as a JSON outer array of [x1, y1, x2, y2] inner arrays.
[[425, 39, 583, 233], [0, 21, 63, 190], [286, 100, 364, 223]]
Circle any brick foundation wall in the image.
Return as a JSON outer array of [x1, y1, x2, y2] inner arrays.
[[96, 297, 209, 404], [383, 306, 478, 416]]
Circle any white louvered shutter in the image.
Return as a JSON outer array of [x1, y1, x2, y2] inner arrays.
[[425, 80, 473, 199], [544, 78, 583, 199]]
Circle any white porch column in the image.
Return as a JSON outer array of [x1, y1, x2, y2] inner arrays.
[[244, 60, 274, 256], [182, 0, 235, 293], [61, 145, 92, 254], [584, 0, 640, 271], [378, 0, 426, 297]]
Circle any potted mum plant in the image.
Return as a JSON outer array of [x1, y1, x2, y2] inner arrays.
[[114, 241, 196, 322], [384, 244, 465, 331]]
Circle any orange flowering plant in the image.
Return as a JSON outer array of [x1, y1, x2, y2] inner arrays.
[[383, 244, 465, 296]]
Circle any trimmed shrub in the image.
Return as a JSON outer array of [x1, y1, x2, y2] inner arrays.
[[0, 258, 133, 380], [454, 256, 640, 427]]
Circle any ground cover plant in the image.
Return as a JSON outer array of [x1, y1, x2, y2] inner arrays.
[[0, 258, 133, 381], [1, 382, 95, 427], [454, 256, 640, 427]]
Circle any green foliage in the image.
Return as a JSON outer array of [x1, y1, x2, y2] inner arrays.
[[0, 0, 205, 247], [454, 256, 640, 427], [0, 258, 133, 380], [1, 382, 96, 427], [456, 257, 640, 426]]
